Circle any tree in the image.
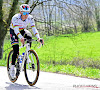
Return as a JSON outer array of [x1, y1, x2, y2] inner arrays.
[[95, 8, 100, 31], [54, 0, 97, 33], [93, 0, 100, 31], [0, 0, 19, 59]]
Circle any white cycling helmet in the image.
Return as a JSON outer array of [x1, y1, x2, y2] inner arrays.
[[20, 4, 30, 12]]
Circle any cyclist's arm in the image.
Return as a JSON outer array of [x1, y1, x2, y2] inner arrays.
[[12, 17, 23, 39], [32, 26, 40, 39], [13, 26, 24, 44], [13, 26, 23, 39], [32, 26, 44, 45], [29, 15, 40, 39]]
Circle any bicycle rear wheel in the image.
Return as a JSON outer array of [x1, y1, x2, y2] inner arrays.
[[7, 50, 19, 83], [24, 50, 40, 86]]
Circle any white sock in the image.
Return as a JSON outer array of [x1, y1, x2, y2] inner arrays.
[[11, 65, 15, 71]]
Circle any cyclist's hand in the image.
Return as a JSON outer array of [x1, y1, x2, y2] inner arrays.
[[20, 37, 25, 45], [38, 38, 44, 46]]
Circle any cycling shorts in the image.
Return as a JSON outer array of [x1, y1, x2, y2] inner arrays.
[[10, 28, 32, 46]]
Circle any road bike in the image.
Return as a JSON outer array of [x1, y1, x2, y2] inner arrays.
[[7, 39, 42, 86]]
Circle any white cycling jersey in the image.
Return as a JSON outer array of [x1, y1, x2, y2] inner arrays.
[[10, 13, 40, 39]]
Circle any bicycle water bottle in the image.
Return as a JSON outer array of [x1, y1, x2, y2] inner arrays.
[[19, 55, 22, 66], [17, 55, 22, 67], [19, 53, 24, 65], [22, 52, 25, 59]]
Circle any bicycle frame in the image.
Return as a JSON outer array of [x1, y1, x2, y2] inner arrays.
[[19, 42, 30, 72], [18, 39, 42, 72], [19, 39, 39, 71]]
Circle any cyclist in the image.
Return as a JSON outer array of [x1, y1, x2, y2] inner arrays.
[[10, 4, 44, 79]]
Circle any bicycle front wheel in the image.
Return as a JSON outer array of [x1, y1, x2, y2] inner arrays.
[[7, 50, 19, 83], [24, 50, 40, 86]]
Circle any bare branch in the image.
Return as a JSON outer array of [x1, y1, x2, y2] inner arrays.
[[25, 0, 30, 4], [54, 0, 81, 16], [30, 0, 49, 14]]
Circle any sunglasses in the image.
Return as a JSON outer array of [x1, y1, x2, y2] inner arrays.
[[22, 12, 29, 15]]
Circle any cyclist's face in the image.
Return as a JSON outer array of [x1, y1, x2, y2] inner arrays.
[[22, 14, 28, 19], [20, 12, 29, 20]]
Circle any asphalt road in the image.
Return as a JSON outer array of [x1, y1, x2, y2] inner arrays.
[[0, 66, 100, 90]]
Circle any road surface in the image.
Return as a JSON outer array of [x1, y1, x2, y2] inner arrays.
[[0, 66, 100, 90]]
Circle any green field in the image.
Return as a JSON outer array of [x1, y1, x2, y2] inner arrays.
[[1, 31, 100, 79]]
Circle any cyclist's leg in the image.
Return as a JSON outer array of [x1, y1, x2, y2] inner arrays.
[[12, 45, 19, 65], [10, 45, 19, 78], [10, 28, 19, 65]]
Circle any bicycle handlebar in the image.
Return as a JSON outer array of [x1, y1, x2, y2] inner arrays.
[[21, 38, 43, 48], [25, 38, 43, 46], [24, 38, 37, 42]]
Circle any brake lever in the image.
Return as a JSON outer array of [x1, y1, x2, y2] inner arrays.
[[40, 39, 43, 46], [37, 39, 44, 48]]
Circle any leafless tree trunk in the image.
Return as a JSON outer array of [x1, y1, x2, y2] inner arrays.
[[0, 0, 19, 59], [95, 8, 100, 31]]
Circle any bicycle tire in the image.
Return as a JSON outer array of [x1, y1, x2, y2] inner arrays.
[[24, 50, 40, 86], [7, 49, 19, 83]]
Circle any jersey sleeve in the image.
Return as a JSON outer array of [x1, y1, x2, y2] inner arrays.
[[29, 15, 40, 39], [12, 16, 23, 39]]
